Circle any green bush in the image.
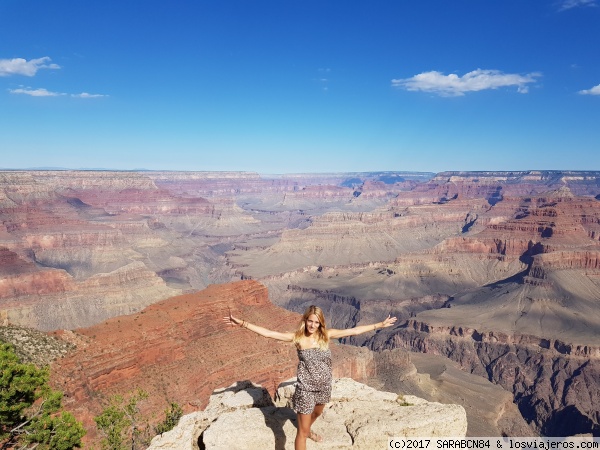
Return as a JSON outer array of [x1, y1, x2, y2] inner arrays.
[[94, 389, 151, 450], [154, 402, 183, 435], [0, 342, 85, 449]]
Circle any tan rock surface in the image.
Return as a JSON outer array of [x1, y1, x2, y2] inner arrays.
[[148, 378, 467, 450]]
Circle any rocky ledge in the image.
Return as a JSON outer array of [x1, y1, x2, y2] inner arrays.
[[148, 377, 467, 450]]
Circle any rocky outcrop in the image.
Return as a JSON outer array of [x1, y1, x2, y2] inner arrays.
[[0, 325, 74, 365], [49, 280, 298, 441], [148, 378, 467, 450]]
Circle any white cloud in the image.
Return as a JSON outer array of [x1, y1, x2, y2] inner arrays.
[[579, 84, 600, 95], [9, 86, 107, 98], [0, 57, 60, 77], [558, 0, 597, 11], [9, 87, 64, 97], [72, 92, 107, 98], [392, 69, 541, 97]]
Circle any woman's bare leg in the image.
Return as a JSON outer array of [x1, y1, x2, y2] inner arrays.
[[295, 412, 311, 450], [295, 404, 326, 449], [310, 404, 325, 425], [309, 404, 325, 439]]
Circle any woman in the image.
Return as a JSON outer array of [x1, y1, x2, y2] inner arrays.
[[223, 305, 396, 450]]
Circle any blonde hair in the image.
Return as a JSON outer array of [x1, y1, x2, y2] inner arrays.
[[293, 305, 329, 350]]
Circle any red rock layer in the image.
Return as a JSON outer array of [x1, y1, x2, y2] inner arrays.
[[436, 190, 600, 261], [0, 247, 37, 276], [0, 269, 74, 302]]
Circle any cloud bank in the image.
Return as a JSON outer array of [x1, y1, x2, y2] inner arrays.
[[392, 69, 541, 97], [0, 57, 60, 77], [579, 84, 600, 95]]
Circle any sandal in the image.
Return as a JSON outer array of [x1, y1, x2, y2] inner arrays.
[[309, 430, 323, 443]]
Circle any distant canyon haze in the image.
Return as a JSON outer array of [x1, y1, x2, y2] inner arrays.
[[1, 169, 599, 438]]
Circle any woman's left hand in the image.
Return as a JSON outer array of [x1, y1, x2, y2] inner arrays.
[[381, 314, 397, 328]]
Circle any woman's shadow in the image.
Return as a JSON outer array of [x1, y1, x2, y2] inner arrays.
[[260, 403, 297, 450], [197, 380, 298, 450], [258, 379, 297, 450]]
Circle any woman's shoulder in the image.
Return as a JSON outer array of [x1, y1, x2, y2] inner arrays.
[[326, 328, 343, 339]]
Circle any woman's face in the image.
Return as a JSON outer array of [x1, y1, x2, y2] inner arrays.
[[305, 314, 321, 335]]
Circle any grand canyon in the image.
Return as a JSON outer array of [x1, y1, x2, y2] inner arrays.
[[1, 169, 599, 444]]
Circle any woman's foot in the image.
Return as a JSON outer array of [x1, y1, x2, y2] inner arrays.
[[309, 430, 323, 443]]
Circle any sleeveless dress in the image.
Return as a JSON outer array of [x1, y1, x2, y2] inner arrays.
[[292, 347, 332, 414]]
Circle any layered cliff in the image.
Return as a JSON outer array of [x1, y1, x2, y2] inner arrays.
[[0, 171, 255, 329], [420, 189, 600, 346], [356, 188, 600, 435], [229, 198, 492, 278]]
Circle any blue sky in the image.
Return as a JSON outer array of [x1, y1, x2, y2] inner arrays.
[[1, 0, 599, 174]]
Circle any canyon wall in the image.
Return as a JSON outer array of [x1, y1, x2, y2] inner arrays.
[[368, 323, 600, 436], [0, 170, 429, 329], [3, 169, 600, 438]]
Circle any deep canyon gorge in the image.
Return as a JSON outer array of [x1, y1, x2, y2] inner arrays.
[[1, 169, 599, 441]]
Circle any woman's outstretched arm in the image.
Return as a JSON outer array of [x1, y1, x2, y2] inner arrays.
[[327, 314, 397, 339], [223, 309, 294, 342]]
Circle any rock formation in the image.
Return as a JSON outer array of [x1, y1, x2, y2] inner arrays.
[[230, 198, 494, 279], [147, 377, 467, 450], [368, 323, 600, 436]]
